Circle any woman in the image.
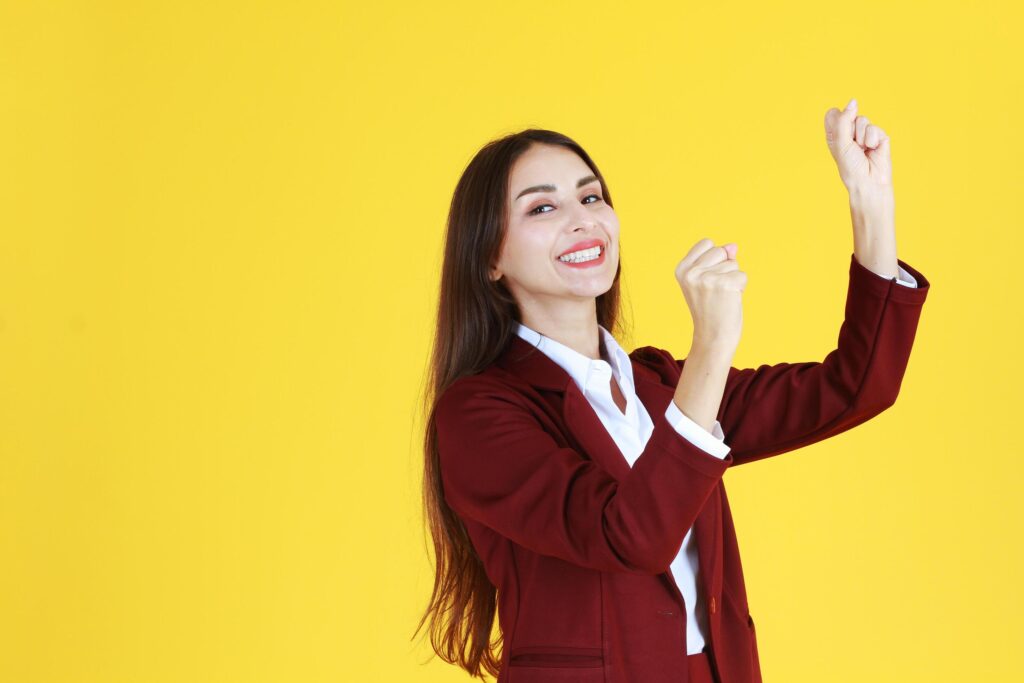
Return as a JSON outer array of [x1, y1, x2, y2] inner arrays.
[[415, 99, 929, 683]]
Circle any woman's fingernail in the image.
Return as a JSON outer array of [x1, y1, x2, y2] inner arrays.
[[846, 98, 857, 111]]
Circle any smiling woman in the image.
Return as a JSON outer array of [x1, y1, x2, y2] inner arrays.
[[412, 122, 930, 683]]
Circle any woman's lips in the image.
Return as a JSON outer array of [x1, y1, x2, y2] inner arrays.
[[557, 245, 606, 269], [557, 238, 605, 258]]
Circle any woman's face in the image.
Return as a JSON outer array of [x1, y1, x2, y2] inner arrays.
[[491, 144, 620, 311]]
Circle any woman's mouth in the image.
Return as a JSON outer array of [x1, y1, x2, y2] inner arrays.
[[556, 245, 606, 268]]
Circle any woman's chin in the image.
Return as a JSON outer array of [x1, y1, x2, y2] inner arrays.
[[563, 280, 615, 300]]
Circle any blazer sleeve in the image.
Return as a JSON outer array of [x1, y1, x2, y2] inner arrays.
[[434, 376, 734, 575], [635, 253, 930, 468]]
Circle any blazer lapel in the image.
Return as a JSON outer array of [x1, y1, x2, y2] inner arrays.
[[497, 335, 634, 481]]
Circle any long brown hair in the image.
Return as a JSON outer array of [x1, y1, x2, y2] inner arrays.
[[412, 129, 629, 680]]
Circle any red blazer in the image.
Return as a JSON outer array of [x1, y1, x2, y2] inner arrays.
[[434, 254, 930, 683]]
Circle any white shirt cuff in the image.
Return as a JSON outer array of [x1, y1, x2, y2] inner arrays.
[[663, 401, 731, 459], [895, 264, 918, 288], [861, 260, 917, 288]]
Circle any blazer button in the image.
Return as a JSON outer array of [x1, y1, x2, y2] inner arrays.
[[710, 597, 716, 614]]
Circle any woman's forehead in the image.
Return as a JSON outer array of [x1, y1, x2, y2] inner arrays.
[[509, 148, 593, 200], [512, 145, 585, 179]]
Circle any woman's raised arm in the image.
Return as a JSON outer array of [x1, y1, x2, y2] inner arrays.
[[704, 253, 928, 467]]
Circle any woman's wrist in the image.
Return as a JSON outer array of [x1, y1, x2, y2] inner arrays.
[[673, 341, 733, 433], [849, 189, 899, 280], [849, 190, 894, 232]]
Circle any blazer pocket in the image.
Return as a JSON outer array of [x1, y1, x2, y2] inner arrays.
[[509, 645, 603, 669]]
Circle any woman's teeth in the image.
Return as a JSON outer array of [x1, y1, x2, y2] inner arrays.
[[558, 246, 603, 263]]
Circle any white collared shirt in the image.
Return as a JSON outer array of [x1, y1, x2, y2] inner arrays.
[[510, 262, 918, 655]]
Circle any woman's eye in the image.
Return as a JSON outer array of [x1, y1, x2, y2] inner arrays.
[[528, 194, 602, 216]]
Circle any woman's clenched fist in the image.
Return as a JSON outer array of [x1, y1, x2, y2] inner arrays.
[[824, 98, 894, 205], [674, 238, 746, 351]]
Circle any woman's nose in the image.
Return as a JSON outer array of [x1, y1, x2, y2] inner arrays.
[[566, 201, 598, 228]]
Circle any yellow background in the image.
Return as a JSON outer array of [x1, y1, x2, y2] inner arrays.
[[1, 1, 1021, 681]]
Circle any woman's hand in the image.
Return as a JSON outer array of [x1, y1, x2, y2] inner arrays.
[[824, 98, 901, 279], [671, 238, 745, 432], [824, 98, 893, 208], [674, 238, 746, 352]]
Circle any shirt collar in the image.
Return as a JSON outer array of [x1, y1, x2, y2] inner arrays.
[[514, 321, 635, 394]]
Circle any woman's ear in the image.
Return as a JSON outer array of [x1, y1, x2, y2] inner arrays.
[[489, 265, 502, 281]]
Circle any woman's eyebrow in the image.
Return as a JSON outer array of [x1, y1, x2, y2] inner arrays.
[[515, 174, 598, 201]]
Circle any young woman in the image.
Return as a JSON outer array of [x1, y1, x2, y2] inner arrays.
[[415, 99, 930, 683]]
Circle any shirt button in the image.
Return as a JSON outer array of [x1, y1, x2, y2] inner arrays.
[[710, 597, 716, 614]]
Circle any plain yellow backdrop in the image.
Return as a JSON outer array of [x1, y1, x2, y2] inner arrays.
[[1, 1, 1021, 681]]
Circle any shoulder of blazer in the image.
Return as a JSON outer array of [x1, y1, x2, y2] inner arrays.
[[628, 344, 683, 386]]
